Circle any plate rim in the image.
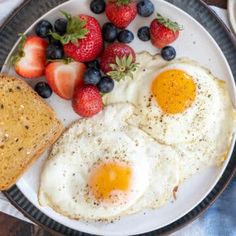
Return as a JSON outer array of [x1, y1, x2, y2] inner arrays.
[[1, 0, 236, 235]]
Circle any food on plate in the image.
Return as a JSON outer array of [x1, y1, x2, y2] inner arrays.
[[176, 136, 234, 182], [72, 85, 103, 117], [117, 29, 134, 44], [137, 0, 154, 17], [54, 18, 67, 35], [102, 22, 118, 43], [46, 40, 64, 60], [105, 0, 137, 29], [35, 20, 53, 38], [51, 12, 103, 62], [104, 52, 236, 144], [161, 45, 176, 61], [100, 43, 138, 79], [45, 60, 86, 100], [34, 81, 52, 99], [150, 13, 182, 48], [5, 0, 235, 225], [104, 51, 236, 179], [39, 103, 179, 220], [97, 76, 115, 93], [86, 59, 100, 70], [137, 26, 150, 41], [83, 68, 102, 85], [12, 35, 48, 78], [90, 0, 106, 14], [0, 74, 63, 190]]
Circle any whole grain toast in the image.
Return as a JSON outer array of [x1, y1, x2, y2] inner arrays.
[[0, 74, 64, 190]]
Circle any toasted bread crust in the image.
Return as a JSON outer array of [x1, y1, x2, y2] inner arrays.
[[0, 74, 64, 190]]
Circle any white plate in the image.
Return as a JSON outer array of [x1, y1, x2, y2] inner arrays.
[[1, 0, 236, 235]]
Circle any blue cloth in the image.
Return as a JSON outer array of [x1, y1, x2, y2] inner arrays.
[[174, 177, 236, 236]]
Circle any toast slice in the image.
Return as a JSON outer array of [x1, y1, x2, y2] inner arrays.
[[0, 74, 64, 190]]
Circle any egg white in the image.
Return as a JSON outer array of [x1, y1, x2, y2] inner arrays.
[[39, 103, 179, 220], [175, 84, 236, 181], [126, 146, 179, 214], [104, 52, 235, 146]]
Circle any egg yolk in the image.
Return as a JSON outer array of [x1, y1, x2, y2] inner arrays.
[[89, 162, 132, 201], [152, 69, 196, 114]]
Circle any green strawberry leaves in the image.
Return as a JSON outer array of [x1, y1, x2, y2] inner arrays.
[[107, 54, 139, 81], [10, 33, 26, 65], [109, 0, 131, 6], [156, 13, 183, 32], [51, 11, 89, 45]]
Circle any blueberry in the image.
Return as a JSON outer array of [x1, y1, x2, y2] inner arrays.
[[137, 26, 150, 41], [137, 0, 154, 17], [54, 18, 67, 35], [117, 30, 134, 44], [35, 20, 53, 38], [47, 41, 64, 59], [102, 22, 118, 43], [34, 82, 52, 98], [90, 0, 106, 14], [97, 76, 114, 93], [83, 68, 102, 85], [86, 60, 100, 70], [161, 46, 176, 61]]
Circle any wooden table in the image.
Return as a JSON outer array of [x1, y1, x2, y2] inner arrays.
[[0, 0, 228, 235]]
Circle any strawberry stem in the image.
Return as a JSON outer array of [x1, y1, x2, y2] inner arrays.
[[47, 57, 74, 64], [109, 0, 132, 6], [107, 55, 139, 81], [156, 13, 183, 32], [10, 33, 26, 65], [50, 12, 89, 45]]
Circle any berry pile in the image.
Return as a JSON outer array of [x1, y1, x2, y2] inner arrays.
[[11, 0, 182, 118]]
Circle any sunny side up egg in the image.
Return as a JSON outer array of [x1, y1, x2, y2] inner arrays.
[[104, 52, 236, 181], [39, 103, 179, 220], [104, 52, 236, 146]]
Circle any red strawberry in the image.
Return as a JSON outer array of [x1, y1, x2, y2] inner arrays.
[[100, 42, 136, 73], [105, 0, 137, 29], [150, 13, 182, 48], [45, 61, 86, 100], [100, 43, 138, 81], [51, 12, 103, 62], [72, 85, 103, 117], [13, 35, 48, 78]]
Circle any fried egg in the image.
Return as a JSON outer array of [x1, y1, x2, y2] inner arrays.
[[104, 52, 236, 146], [39, 103, 179, 220], [176, 84, 236, 181]]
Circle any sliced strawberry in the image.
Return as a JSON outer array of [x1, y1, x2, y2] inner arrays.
[[13, 35, 48, 78], [45, 61, 86, 100]]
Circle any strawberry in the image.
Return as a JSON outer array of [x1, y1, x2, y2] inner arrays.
[[105, 0, 137, 29], [45, 61, 86, 100], [100, 43, 138, 81], [51, 12, 103, 62], [150, 13, 183, 48], [12, 35, 48, 78], [72, 85, 103, 117]]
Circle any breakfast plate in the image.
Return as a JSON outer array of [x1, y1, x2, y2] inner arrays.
[[1, 0, 236, 235]]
